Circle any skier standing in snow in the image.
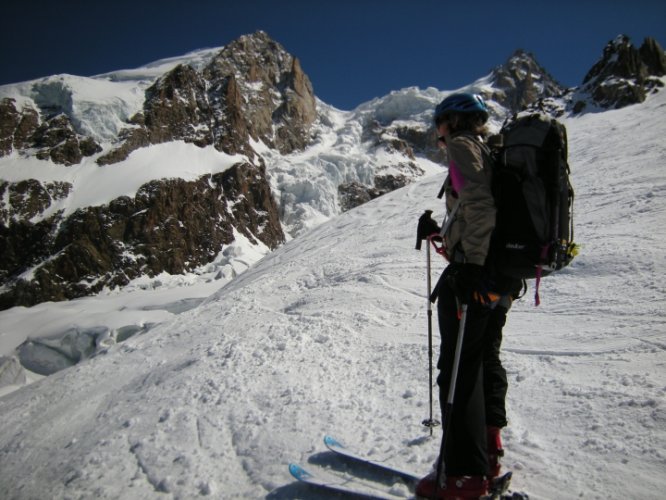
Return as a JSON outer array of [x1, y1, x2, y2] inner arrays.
[[416, 93, 521, 499]]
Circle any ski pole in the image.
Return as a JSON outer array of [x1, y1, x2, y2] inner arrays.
[[422, 239, 440, 435], [433, 303, 468, 498]]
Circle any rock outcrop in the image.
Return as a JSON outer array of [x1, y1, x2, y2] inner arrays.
[[339, 173, 415, 212], [0, 98, 101, 165], [575, 36, 666, 111], [0, 162, 283, 309]]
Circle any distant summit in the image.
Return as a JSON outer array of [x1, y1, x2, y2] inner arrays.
[[507, 35, 666, 116], [489, 49, 566, 113], [575, 35, 666, 111]]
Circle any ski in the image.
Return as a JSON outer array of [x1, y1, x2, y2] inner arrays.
[[322, 436, 528, 499], [289, 436, 529, 499], [289, 462, 526, 500], [289, 463, 402, 499], [324, 435, 420, 483]]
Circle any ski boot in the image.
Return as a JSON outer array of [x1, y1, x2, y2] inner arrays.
[[416, 471, 489, 499]]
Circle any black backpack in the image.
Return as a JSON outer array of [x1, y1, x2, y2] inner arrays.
[[487, 113, 576, 290]]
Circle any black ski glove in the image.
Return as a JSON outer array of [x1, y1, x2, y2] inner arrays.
[[415, 210, 441, 250], [447, 263, 488, 304]]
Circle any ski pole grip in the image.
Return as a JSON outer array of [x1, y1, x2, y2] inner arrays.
[[415, 210, 435, 250]]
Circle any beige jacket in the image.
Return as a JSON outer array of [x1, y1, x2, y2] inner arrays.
[[443, 133, 496, 266]]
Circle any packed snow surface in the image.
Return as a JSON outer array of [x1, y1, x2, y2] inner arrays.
[[1, 87, 666, 499]]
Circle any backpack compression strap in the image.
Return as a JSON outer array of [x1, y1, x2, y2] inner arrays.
[[533, 245, 550, 306]]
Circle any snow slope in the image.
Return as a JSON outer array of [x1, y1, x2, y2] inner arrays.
[[0, 86, 665, 500]]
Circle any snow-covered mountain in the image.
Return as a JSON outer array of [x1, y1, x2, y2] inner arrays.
[[1, 32, 664, 311], [0, 73, 665, 499], [0, 31, 434, 309]]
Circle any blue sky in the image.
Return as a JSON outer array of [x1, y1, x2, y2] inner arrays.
[[1, 0, 664, 110]]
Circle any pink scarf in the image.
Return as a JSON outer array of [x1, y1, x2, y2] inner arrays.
[[449, 160, 465, 194]]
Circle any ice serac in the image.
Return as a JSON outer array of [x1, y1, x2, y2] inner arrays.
[[575, 35, 666, 111]]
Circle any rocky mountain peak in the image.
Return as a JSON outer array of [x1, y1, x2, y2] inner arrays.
[[206, 30, 288, 82], [577, 35, 665, 110], [98, 30, 317, 165], [0, 31, 318, 169], [640, 37, 666, 76], [489, 49, 566, 113], [204, 30, 317, 154]]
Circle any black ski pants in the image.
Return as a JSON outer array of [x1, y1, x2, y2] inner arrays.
[[436, 270, 509, 476], [484, 304, 509, 429]]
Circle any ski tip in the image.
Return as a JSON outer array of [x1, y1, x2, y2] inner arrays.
[[288, 463, 313, 481], [323, 435, 344, 449]]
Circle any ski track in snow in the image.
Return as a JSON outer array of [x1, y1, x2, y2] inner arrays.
[[1, 89, 666, 499]]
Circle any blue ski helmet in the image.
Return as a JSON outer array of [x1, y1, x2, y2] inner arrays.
[[434, 93, 489, 125]]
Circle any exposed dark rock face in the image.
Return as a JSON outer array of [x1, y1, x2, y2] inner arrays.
[[575, 36, 666, 111], [205, 32, 317, 155], [0, 162, 284, 309], [640, 37, 666, 76], [33, 113, 103, 165], [488, 50, 567, 113], [338, 173, 415, 212], [0, 179, 70, 222], [338, 182, 375, 211], [365, 118, 433, 165], [142, 64, 213, 146], [0, 98, 101, 165], [394, 125, 445, 164], [0, 99, 39, 155]]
